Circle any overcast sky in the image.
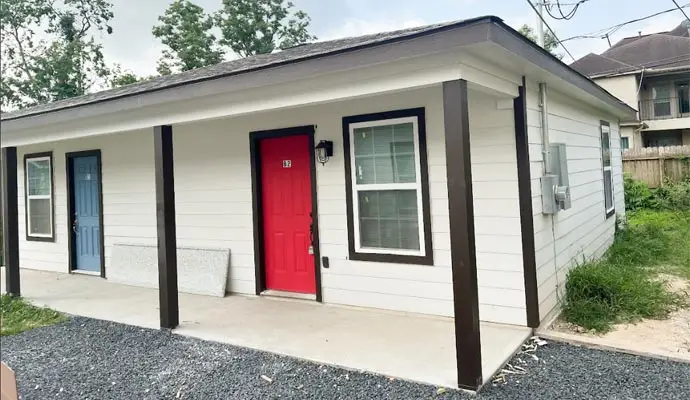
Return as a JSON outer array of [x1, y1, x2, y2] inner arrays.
[[99, 0, 689, 76]]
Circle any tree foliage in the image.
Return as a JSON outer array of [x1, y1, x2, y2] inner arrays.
[[151, 0, 222, 74], [214, 0, 316, 57], [518, 24, 563, 59], [0, 0, 114, 110]]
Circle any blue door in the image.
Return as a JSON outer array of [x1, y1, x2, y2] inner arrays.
[[73, 156, 101, 272]]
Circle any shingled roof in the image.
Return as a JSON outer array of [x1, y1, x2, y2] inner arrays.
[[1, 16, 490, 121], [570, 22, 690, 77]]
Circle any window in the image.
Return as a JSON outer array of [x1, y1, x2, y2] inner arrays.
[[652, 86, 671, 117], [343, 108, 432, 265], [620, 137, 629, 150], [600, 122, 614, 218], [25, 153, 54, 240], [677, 83, 689, 114]]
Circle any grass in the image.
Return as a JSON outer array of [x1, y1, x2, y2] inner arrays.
[[0, 294, 67, 336], [561, 210, 690, 332]]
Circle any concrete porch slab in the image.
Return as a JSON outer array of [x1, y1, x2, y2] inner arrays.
[[2, 269, 530, 388]]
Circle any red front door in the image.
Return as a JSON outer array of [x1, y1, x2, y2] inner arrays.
[[260, 134, 316, 294]]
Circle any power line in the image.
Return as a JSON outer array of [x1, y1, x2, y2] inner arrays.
[[671, 0, 690, 20], [544, 0, 590, 20], [562, 4, 690, 42], [525, 0, 577, 61]]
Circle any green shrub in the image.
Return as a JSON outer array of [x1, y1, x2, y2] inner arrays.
[[561, 210, 689, 332], [624, 174, 656, 212], [563, 261, 679, 332], [624, 174, 690, 212], [651, 178, 690, 211]]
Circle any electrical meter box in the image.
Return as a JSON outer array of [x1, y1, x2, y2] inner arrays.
[[541, 143, 571, 214]]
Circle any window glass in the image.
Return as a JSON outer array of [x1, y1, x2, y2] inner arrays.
[[25, 155, 53, 238], [27, 159, 51, 196], [348, 115, 427, 256], [621, 137, 629, 150], [600, 124, 614, 215], [358, 190, 419, 250], [29, 199, 52, 235], [354, 123, 416, 184]]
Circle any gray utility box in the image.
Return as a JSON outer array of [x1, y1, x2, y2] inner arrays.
[[541, 143, 572, 214]]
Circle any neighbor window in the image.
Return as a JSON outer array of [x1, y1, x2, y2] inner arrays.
[[343, 108, 432, 265], [620, 137, 629, 150], [25, 153, 54, 240], [600, 122, 615, 218], [652, 86, 671, 117]]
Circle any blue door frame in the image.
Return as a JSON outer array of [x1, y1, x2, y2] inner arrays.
[[67, 150, 105, 276]]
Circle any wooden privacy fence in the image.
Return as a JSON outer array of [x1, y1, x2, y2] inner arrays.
[[622, 145, 690, 188]]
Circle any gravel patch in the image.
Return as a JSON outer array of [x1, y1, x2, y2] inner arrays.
[[1, 316, 689, 399]]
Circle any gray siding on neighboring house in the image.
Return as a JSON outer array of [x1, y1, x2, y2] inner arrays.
[[526, 85, 626, 322]]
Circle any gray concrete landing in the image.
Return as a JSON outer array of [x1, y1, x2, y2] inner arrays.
[[2, 268, 530, 388]]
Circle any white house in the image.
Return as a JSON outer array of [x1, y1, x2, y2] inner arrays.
[[1, 16, 634, 390]]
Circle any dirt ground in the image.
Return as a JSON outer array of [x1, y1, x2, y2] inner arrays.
[[548, 276, 690, 362]]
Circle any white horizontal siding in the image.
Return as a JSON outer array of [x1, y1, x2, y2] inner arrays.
[[16, 130, 155, 275], [170, 86, 458, 312], [526, 85, 625, 323], [14, 84, 527, 323], [469, 90, 526, 326]]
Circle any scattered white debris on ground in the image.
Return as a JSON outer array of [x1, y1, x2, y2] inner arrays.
[[492, 336, 548, 385]]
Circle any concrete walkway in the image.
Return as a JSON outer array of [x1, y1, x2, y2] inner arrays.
[[2, 268, 530, 388]]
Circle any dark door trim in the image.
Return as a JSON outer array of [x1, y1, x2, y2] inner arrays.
[[66, 150, 106, 278], [249, 125, 323, 302], [443, 79, 483, 391], [514, 77, 540, 328]]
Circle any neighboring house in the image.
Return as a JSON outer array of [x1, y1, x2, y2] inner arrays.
[[0, 16, 634, 390], [571, 22, 690, 149]]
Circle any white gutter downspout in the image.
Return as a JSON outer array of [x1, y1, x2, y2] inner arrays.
[[539, 83, 552, 173], [539, 82, 562, 307]]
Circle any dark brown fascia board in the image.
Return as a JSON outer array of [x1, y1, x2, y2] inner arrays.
[[2, 16, 635, 129], [488, 21, 637, 118]]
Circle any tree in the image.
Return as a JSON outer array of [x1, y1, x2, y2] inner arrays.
[[0, 0, 115, 110], [110, 68, 142, 87], [518, 24, 563, 59], [109, 65, 157, 88], [152, 0, 223, 74], [214, 0, 316, 57]]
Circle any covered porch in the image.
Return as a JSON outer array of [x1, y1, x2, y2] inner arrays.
[[1, 268, 530, 388], [1, 17, 545, 391]]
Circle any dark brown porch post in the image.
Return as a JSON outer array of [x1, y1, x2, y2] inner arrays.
[[443, 80, 483, 390], [2, 147, 20, 296], [153, 125, 179, 329], [514, 77, 540, 328]]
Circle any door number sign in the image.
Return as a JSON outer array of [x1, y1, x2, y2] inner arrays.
[[282, 160, 292, 168]]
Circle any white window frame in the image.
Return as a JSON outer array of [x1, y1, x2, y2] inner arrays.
[[349, 116, 426, 256], [25, 155, 54, 239], [600, 123, 615, 217]]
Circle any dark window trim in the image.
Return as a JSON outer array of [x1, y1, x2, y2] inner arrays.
[[514, 77, 540, 328], [23, 151, 55, 242], [342, 107, 433, 265], [249, 125, 323, 302], [65, 150, 106, 278], [600, 120, 615, 219]]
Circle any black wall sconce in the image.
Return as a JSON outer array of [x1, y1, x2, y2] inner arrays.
[[315, 140, 333, 165]]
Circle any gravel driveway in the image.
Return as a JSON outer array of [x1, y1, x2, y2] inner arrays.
[[2, 317, 689, 399]]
